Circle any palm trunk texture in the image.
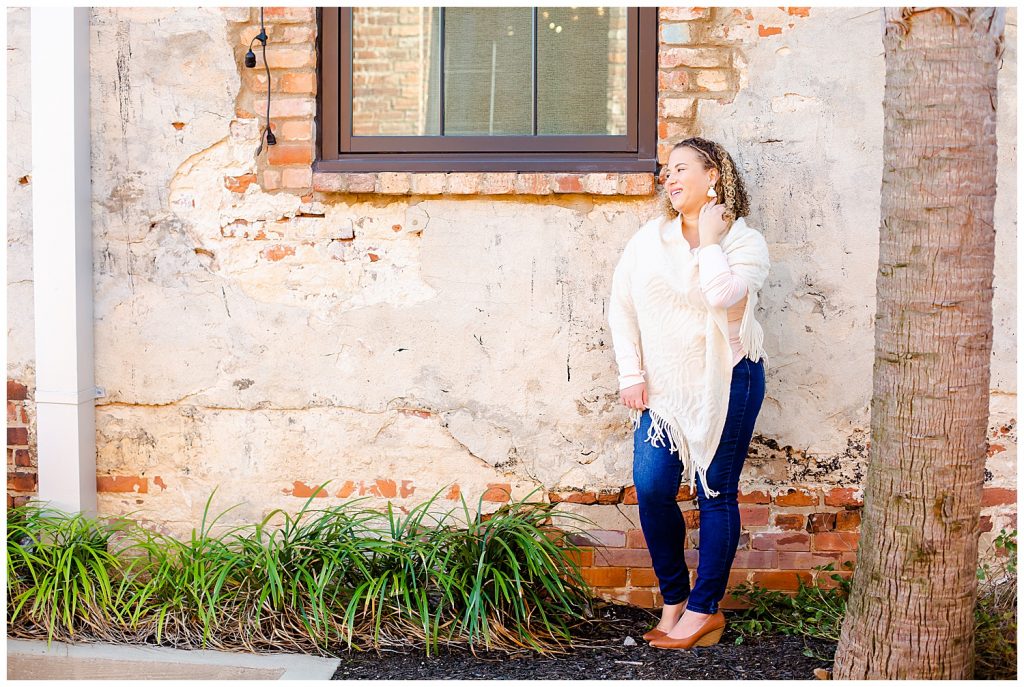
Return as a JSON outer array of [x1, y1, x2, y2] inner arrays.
[[832, 7, 1007, 680]]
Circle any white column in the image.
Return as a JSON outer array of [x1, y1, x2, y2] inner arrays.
[[30, 7, 97, 515]]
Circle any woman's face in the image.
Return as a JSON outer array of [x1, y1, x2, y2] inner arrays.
[[663, 145, 719, 216]]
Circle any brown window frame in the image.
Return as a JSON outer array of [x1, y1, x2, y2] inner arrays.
[[316, 7, 657, 173]]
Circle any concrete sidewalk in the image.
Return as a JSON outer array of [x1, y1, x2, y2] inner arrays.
[[7, 638, 340, 680]]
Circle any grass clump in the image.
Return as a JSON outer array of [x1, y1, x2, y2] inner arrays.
[[727, 562, 851, 660], [6, 486, 595, 655], [974, 528, 1016, 680]]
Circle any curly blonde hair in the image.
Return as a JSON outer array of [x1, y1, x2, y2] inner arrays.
[[660, 137, 750, 225]]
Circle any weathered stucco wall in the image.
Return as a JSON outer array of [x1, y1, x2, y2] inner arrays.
[[7, 8, 1016, 570], [7, 8, 36, 505]]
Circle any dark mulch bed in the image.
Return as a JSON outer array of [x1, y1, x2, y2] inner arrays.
[[330, 603, 836, 680]]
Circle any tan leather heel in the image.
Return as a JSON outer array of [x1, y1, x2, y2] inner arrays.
[[642, 628, 666, 641], [649, 610, 726, 650], [694, 625, 725, 646]]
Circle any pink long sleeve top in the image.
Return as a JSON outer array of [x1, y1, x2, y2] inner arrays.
[[694, 243, 748, 365]]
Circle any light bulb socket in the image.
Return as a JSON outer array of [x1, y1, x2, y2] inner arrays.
[[265, 130, 277, 146], [244, 50, 256, 68]]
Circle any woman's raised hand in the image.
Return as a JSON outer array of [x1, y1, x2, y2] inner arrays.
[[620, 382, 648, 410], [697, 199, 730, 247]]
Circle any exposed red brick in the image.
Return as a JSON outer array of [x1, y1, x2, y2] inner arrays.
[[262, 245, 295, 262], [835, 510, 861, 531], [446, 173, 483, 195], [14, 449, 32, 467], [758, 25, 783, 37], [813, 532, 860, 552], [776, 551, 840, 569], [281, 167, 312, 189], [751, 532, 810, 551], [267, 143, 313, 166], [752, 570, 812, 591], [676, 485, 696, 501], [982, 487, 1016, 507], [786, 7, 811, 17], [153, 475, 167, 491], [807, 512, 837, 532], [373, 479, 398, 498], [622, 486, 638, 505], [618, 174, 655, 196], [774, 487, 818, 507], [262, 7, 314, 22], [335, 480, 356, 498], [224, 173, 257, 194], [565, 547, 594, 567], [824, 487, 863, 507], [548, 491, 598, 505], [313, 172, 376, 193], [682, 509, 700, 529], [284, 480, 328, 498], [626, 528, 647, 549], [444, 484, 461, 500], [740, 505, 770, 526], [629, 567, 659, 586], [7, 428, 29, 445], [7, 381, 29, 401], [480, 173, 516, 195], [594, 548, 653, 567], [514, 174, 553, 195], [571, 530, 626, 548], [399, 480, 415, 498], [597, 490, 623, 505], [625, 589, 657, 607], [551, 174, 584, 193], [279, 72, 316, 94], [581, 566, 627, 586], [368, 253, 380, 263], [979, 515, 994, 533], [987, 442, 1007, 457], [280, 119, 313, 142], [738, 489, 771, 504], [8, 402, 20, 423], [8, 471, 37, 492], [96, 475, 147, 494], [774, 513, 806, 531], [482, 483, 511, 502], [659, 7, 710, 21]]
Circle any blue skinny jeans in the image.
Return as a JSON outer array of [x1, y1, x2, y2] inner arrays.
[[632, 356, 766, 614]]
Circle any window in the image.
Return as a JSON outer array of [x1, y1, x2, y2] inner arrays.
[[317, 7, 657, 172]]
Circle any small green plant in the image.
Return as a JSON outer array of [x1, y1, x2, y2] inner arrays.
[[6, 486, 596, 656], [975, 528, 1016, 680], [727, 562, 852, 659]]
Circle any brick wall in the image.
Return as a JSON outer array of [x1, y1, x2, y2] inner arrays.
[[7, 380, 35, 508]]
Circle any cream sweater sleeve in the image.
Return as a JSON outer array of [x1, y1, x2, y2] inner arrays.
[[608, 238, 646, 390]]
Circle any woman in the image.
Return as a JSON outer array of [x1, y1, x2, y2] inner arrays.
[[607, 137, 770, 650]]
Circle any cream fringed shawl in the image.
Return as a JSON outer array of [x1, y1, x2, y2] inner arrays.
[[608, 214, 770, 498]]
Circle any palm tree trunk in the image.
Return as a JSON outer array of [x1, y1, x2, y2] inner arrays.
[[832, 7, 1006, 680]]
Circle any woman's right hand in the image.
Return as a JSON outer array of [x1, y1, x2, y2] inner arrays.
[[620, 382, 648, 410]]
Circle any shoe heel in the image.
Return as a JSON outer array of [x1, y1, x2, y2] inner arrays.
[[695, 626, 724, 647]]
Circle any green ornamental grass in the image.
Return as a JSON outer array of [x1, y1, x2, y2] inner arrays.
[[6, 485, 595, 656]]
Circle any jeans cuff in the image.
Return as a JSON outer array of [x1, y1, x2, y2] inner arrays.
[[686, 603, 716, 614]]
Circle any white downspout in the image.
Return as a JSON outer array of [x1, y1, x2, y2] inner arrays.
[[30, 7, 97, 515]]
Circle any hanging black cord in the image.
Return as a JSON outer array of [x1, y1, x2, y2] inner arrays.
[[251, 7, 275, 156]]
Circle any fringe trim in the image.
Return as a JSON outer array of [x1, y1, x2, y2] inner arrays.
[[636, 407, 721, 499]]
